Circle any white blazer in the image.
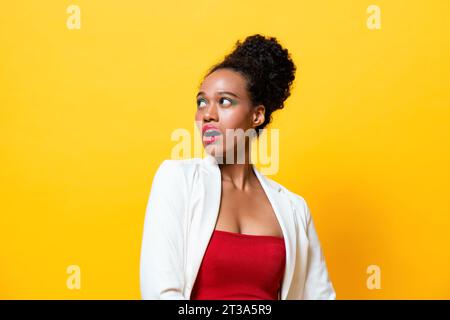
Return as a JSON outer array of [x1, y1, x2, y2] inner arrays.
[[140, 154, 336, 300]]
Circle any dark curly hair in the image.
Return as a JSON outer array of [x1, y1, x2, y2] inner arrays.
[[204, 34, 297, 135]]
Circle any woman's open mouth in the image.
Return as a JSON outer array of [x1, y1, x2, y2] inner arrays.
[[203, 130, 221, 144]]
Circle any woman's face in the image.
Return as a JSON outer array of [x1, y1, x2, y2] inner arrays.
[[195, 68, 265, 162]]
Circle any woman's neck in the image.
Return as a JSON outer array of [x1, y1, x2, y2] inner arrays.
[[218, 151, 255, 191]]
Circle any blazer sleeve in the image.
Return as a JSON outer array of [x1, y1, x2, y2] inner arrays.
[[140, 160, 188, 300], [302, 198, 337, 300]]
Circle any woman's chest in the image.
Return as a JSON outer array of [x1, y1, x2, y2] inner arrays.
[[214, 183, 284, 238]]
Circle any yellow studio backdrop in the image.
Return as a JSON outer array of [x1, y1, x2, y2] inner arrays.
[[1, 1, 449, 299]]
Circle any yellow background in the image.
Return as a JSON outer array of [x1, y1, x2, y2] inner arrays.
[[1, 1, 449, 299]]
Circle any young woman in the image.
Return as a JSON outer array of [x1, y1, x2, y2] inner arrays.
[[140, 34, 336, 300]]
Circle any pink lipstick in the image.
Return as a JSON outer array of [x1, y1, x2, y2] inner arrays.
[[202, 124, 221, 144]]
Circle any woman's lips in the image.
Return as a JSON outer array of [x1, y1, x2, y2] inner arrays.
[[203, 130, 221, 144]]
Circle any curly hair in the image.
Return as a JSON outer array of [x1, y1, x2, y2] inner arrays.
[[204, 34, 297, 135]]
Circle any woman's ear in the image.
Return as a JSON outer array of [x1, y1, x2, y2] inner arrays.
[[252, 105, 265, 128]]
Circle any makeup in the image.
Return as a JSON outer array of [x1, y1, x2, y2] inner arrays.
[[202, 124, 221, 144]]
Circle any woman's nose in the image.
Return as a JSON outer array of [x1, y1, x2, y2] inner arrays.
[[203, 103, 218, 121]]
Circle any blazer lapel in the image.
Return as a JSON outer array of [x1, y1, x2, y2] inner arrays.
[[184, 155, 222, 297], [251, 161, 297, 300]]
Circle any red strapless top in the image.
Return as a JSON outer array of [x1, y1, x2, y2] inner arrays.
[[190, 229, 286, 300]]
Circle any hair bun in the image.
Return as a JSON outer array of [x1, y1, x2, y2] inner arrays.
[[207, 34, 297, 132]]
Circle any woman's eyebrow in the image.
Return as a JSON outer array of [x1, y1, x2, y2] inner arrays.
[[196, 91, 240, 98], [217, 91, 239, 98]]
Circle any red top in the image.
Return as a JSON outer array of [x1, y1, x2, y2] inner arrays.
[[190, 229, 286, 300]]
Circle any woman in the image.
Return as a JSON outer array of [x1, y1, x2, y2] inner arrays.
[[140, 34, 336, 300]]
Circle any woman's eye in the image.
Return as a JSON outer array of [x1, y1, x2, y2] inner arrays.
[[220, 97, 233, 106], [197, 99, 207, 108]]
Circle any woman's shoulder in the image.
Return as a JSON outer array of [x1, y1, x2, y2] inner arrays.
[[264, 176, 307, 204], [152, 157, 206, 185], [155, 157, 204, 174], [149, 158, 203, 204], [265, 176, 311, 225], [159, 157, 205, 167]]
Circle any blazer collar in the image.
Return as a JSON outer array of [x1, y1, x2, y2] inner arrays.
[[198, 154, 297, 300]]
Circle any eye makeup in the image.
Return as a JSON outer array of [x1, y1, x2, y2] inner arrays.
[[196, 96, 237, 108]]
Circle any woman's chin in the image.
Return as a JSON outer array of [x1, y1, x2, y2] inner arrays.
[[204, 145, 222, 156]]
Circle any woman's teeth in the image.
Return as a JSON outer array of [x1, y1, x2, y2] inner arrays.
[[204, 130, 221, 137]]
